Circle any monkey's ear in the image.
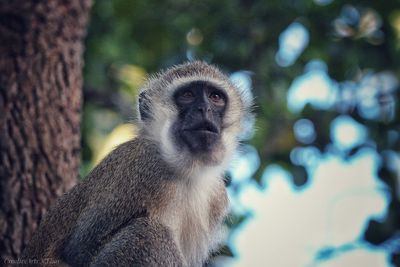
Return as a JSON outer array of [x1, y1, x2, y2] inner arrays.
[[138, 91, 152, 121]]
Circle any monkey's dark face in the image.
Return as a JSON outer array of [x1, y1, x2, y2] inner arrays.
[[172, 81, 227, 155]]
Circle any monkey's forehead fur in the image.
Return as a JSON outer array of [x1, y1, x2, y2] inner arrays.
[[138, 61, 252, 129]]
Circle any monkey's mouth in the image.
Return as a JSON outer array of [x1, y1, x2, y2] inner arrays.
[[184, 121, 219, 134], [180, 120, 220, 153]]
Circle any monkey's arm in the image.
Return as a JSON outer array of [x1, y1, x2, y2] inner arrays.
[[89, 217, 183, 267], [60, 197, 145, 266]]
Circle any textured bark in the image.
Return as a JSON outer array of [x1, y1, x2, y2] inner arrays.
[[0, 0, 91, 261]]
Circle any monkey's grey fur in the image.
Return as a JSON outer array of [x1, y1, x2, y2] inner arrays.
[[21, 61, 252, 267]]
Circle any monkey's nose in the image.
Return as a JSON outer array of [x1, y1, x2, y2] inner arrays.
[[197, 100, 211, 112]]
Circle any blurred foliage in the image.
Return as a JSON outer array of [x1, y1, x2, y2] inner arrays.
[[82, 0, 400, 265]]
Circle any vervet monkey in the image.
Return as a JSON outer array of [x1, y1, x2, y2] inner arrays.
[[21, 61, 253, 267]]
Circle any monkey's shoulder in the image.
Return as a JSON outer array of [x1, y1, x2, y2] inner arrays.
[[87, 137, 170, 180]]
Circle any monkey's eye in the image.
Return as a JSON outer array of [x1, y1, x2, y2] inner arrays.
[[209, 92, 225, 105], [176, 90, 195, 104], [181, 91, 194, 98]]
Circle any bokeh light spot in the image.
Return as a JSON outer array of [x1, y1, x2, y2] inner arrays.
[[290, 146, 320, 170], [287, 60, 338, 113], [186, 28, 204, 46], [276, 22, 309, 67], [330, 115, 367, 151], [293, 118, 316, 144]]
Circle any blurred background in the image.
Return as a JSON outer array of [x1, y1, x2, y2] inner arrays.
[[81, 0, 400, 266]]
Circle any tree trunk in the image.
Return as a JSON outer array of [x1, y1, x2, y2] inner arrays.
[[0, 0, 91, 261]]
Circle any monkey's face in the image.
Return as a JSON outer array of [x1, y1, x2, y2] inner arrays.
[[172, 81, 227, 155], [138, 61, 252, 170]]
